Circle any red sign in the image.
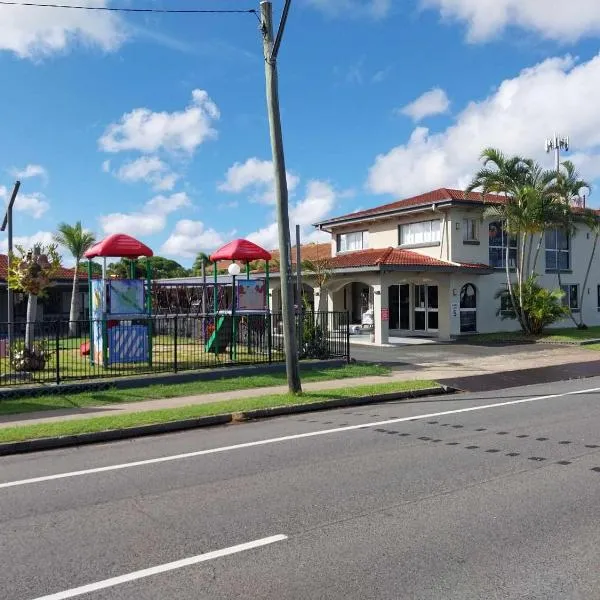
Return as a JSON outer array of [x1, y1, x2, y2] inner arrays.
[[381, 308, 389, 321]]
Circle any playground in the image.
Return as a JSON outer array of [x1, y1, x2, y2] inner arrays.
[[0, 234, 348, 387]]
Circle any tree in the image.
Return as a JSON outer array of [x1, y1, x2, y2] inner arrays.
[[302, 248, 333, 312], [575, 209, 598, 329], [495, 275, 568, 335], [53, 221, 96, 337], [8, 244, 61, 353], [192, 252, 211, 275], [108, 257, 190, 280], [546, 160, 591, 327], [467, 149, 551, 333]]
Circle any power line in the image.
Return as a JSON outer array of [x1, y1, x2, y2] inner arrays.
[[0, 1, 256, 14]]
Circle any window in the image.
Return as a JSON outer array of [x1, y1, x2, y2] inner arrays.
[[560, 284, 579, 311], [545, 229, 570, 271], [499, 287, 513, 315], [337, 231, 368, 253], [488, 221, 517, 269], [460, 284, 477, 333], [399, 220, 441, 246], [463, 219, 479, 242]]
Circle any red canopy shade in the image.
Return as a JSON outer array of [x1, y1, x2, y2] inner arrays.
[[85, 234, 154, 259], [210, 239, 271, 262]]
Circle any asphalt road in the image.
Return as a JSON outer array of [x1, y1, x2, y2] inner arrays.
[[2, 378, 600, 599]]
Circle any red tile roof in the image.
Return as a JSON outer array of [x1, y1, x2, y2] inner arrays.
[[0, 255, 91, 282], [316, 188, 506, 227], [328, 248, 491, 272]]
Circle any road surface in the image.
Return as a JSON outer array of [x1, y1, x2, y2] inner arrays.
[[2, 378, 600, 599]]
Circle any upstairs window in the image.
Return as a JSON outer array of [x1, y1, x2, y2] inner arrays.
[[399, 220, 441, 246], [488, 221, 517, 269], [463, 218, 479, 242], [545, 229, 570, 271], [337, 231, 368, 253]]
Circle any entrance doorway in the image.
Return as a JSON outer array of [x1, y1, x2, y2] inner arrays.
[[414, 284, 438, 332], [388, 284, 411, 330]]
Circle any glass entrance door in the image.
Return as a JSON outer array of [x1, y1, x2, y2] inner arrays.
[[414, 284, 439, 332], [399, 284, 410, 329]]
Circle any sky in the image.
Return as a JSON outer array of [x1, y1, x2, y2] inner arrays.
[[1, 0, 600, 267]]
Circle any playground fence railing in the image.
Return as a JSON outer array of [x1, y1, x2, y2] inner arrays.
[[0, 311, 350, 387]]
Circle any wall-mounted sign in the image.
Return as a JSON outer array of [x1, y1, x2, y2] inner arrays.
[[451, 302, 459, 318], [381, 308, 390, 321]]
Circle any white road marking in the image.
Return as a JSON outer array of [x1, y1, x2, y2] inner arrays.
[[2, 385, 600, 490], [28, 534, 287, 600]]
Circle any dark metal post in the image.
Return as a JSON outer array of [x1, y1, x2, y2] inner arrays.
[[231, 274, 237, 361], [55, 321, 61, 385], [346, 310, 351, 363], [1, 181, 21, 351], [173, 315, 178, 373], [266, 261, 272, 363]]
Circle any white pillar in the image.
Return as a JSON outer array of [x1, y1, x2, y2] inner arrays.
[[437, 279, 453, 341], [373, 283, 389, 345], [313, 287, 327, 312]]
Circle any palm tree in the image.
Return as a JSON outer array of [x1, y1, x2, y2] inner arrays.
[[546, 161, 591, 327], [466, 149, 537, 332], [576, 209, 599, 328], [54, 221, 96, 337]]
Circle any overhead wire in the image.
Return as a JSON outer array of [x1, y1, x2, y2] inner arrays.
[[0, 1, 257, 15]]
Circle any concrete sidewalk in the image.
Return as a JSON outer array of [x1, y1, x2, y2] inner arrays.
[[1, 344, 599, 429]]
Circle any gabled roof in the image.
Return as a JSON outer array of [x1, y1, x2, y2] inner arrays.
[[315, 188, 506, 229], [327, 247, 492, 273], [0, 255, 91, 282]]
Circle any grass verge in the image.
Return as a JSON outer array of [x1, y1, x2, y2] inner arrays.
[[0, 363, 391, 416], [0, 380, 439, 444], [465, 326, 600, 345]]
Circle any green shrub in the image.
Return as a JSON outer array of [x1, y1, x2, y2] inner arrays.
[[495, 276, 568, 335], [11, 340, 53, 372]]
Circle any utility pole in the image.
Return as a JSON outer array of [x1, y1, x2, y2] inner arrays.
[[1, 180, 21, 348], [260, 0, 301, 393]]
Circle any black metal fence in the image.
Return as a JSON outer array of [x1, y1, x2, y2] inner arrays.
[[0, 311, 349, 387]]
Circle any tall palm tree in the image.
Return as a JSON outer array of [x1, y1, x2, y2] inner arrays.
[[54, 221, 96, 337], [466, 149, 537, 332], [546, 161, 590, 327]]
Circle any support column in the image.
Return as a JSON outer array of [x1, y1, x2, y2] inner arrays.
[[373, 283, 389, 345], [437, 279, 453, 342], [313, 287, 326, 312]]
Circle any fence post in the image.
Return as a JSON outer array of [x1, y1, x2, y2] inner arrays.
[[173, 315, 178, 373], [55, 321, 60, 385], [346, 311, 351, 363], [267, 313, 272, 363]]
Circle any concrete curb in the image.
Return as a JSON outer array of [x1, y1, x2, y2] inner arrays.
[[0, 386, 454, 456]]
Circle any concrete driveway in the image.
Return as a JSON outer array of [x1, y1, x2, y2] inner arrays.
[[351, 341, 600, 392]]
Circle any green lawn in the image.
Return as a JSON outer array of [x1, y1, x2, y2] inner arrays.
[[0, 363, 391, 416], [0, 379, 439, 444], [464, 326, 600, 345]]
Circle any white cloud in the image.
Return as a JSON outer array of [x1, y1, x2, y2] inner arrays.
[[99, 192, 191, 236], [102, 160, 111, 173], [307, 0, 391, 19], [399, 88, 450, 122], [0, 186, 49, 218], [247, 180, 338, 250], [161, 220, 225, 258], [218, 157, 300, 204], [0, 231, 55, 254], [0, 0, 126, 59], [99, 89, 220, 155], [422, 0, 600, 43], [367, 54, 600, 198], [116, 156, 179, 191], [11, 164, 47, 181]]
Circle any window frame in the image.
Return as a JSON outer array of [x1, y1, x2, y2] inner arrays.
[[337, 230, 368, 253], [398, 219, 441, 247], [545, 228, 571, 272], [560, 284, 579, 312], [488, 221, 518, 270], [463, 218, 479, 243]]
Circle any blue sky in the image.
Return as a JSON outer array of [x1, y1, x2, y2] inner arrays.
[[1, 0, 600, 266]]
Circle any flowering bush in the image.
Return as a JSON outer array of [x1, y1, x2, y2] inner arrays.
[[11, 340, 52, 372]]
